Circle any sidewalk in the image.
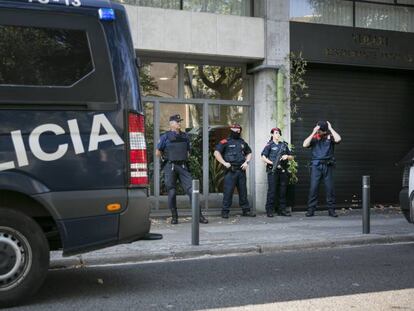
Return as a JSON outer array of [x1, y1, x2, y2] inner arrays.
[[50, 207, 414, 268]]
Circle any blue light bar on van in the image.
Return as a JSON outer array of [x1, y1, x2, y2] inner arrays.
[[98, 8, 115, 21]]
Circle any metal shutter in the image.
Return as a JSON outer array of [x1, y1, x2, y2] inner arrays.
[[291, 64, 414, 208]]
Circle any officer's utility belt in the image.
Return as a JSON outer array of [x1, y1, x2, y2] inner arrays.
[[168, 160, 187, 165], [227, 164, 243, 172], [311, 158, 335, 166]]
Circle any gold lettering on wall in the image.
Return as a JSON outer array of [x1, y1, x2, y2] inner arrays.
[[325, 48, 414, 64], [352, 33, 389, 48]]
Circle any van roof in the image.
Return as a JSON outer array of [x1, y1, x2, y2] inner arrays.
[[0, 0, 114, 9]]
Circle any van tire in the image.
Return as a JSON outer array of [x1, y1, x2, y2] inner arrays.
[[0, 208, 50, 308]]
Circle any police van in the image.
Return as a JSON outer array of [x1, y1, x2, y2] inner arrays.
[[0, 0, 154, 307], [399, 147, 414, 224]]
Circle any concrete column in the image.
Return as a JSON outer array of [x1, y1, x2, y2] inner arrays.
[[253, 0, 290, 212]]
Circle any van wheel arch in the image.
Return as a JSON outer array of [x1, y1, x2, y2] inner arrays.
[[0, 190, 62, 249]]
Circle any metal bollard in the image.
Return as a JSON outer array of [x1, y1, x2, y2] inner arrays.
[[362, 176, 370, 234], [192, 180, 200, 245]]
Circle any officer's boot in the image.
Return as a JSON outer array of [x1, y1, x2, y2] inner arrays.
[[242, 209, 256, 217], [171, 209, 178, 224], [278, 209, 291, 217], [221, 210, 229, 219], [305, 209, 315, 217], [199, 212, 208, 224], [328, 209, 338, 218]]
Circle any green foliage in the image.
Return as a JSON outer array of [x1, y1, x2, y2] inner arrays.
[[287, 144, 299, 185], [139, 62, 162, 97], [288, 158, 299, 185], [288, 51, 309, 122], [187, 129, 203, 190]]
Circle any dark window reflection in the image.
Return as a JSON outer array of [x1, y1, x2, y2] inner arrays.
[[0, 25, 93, 86], [184, 65, 244, 101]]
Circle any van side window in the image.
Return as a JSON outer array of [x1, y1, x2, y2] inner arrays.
[[0, 25, 93, 87], [0, 9, 117, 110]]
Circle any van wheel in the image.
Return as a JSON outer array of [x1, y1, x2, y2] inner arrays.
[[0, 208, 50, 308], [402, 209, 412, 223]]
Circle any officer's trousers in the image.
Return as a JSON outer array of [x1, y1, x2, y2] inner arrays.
[[265, 170, 288, 213], [222, 169, 249, 213], [164, 162, 192, 211], [307, 163, 336, 212]]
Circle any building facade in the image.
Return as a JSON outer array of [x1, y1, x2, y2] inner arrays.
[[115, 0, 414, 213]]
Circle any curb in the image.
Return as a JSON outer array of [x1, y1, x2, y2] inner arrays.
[[50, 233, 414, 269]]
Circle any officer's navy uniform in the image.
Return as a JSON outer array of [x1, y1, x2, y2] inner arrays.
[[261, 140, 291, 215], [307, 133, 338, 214], [157, 130, 192, 213], [215, 137, 252, 216]]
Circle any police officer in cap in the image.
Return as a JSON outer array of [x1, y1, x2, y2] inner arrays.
[[214, 124, 255, 218], [303, 120, 341, 217], [261, 127, 294, 217], [156, 114, 208, 225]]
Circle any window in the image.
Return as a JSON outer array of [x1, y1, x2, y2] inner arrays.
[[0, 25, 93, 87], [140, 62, 246, 101], [183, 0, 251, 16], [356, 2, 414, 32], [290, 0, 353, 26], [184, 64, 244, 101], [291, 0, 414, 33], [140, 62, 178, 98], [136, 0, 180, 9], [115, 0, 252, 16]]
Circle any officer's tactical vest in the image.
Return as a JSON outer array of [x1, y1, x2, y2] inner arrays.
[[164, 131, 188, 162], [223, 138, 246, 165], [268, 141, 289, 169]]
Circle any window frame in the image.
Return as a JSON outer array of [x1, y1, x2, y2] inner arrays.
[[0, 8, 118, 110]]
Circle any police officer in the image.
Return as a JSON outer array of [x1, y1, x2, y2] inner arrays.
[[261, 127, 294, 217], [156, 114, 208, 225], [213, 124, 255, 218], [303, 121, 342, 217]]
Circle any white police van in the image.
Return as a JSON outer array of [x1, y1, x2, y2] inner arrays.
[[0, 0, 156, 307], [400, 147, 414, 223]]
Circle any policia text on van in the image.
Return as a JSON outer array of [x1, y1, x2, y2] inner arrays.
[[0, 0, 158, 307]]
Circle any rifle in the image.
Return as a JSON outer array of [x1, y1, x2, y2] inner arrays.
[[271, 150, 284, 173]]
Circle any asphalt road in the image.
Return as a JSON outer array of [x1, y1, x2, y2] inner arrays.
[[9, 243, 414, 311]]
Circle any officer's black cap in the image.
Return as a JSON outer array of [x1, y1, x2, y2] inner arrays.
[[317, 121, 328, 132], [169, 114, 183, 122]]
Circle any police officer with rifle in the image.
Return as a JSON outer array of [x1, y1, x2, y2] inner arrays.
[[156, 114, 208, 225], [261, 127, 293, 217], [214, 124, 255, 219]]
